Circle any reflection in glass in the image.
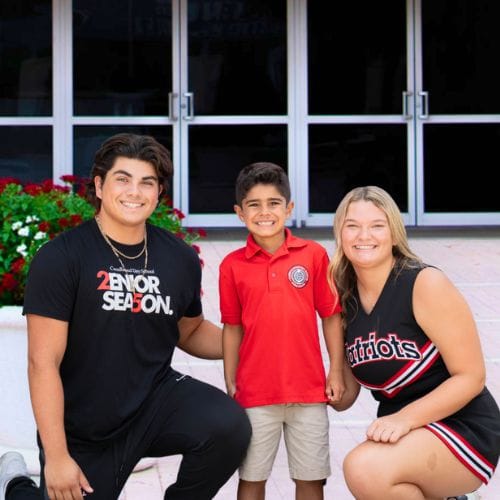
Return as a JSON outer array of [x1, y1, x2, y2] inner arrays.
[[73, 0, 172, 116], [424, 125, 500, 212], [0, 1, 52, 116], [74, 126, 173, 200], [188, 125, 287, 212], [309, 125, 407, 213], [188, 0, 287, 115], [308, 1, 405, 115], [0, 127, 52, 181], [423, 1, 500, 114]]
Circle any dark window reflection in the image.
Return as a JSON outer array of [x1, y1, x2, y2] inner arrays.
[[0, 1, 52, 116], [422, 1, 500, 114], [424, 124, 500, 212], [73, 0, 172, 116], [189, 125, 287, 212], [0, 127, 52, 181], [74, 126, 173, 200], [308, 1, 405, 115], [309, 125, 407, 213], [188, 0, 287, 115]]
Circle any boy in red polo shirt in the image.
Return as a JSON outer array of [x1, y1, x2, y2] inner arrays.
[[219, 162, 344, 500]]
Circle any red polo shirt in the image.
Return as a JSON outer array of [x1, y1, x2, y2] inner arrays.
[[219, 229, 341, 408]]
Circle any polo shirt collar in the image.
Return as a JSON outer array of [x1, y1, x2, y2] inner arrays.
[[244, 228, 307, 259]]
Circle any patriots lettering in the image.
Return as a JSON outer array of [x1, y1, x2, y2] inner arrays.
[[97, 270, 174, 314], [346, 331, 420, 367]]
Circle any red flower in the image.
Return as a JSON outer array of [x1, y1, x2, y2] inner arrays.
[[192, 244, 201, 254], [1, 273, 18, 291], [23, 184, 42, 195], [38, 221, 50, 232], [60, 174, 79, 183], [0, 177, 21, 193], [40, 179, 55, 192], [70, 214, 83, 226], [197, 228, 207, 238], [11, 258, 26, 274], [172, 208, 185, 220], [41, 179, 69, 193], [159, 196, 172, 207]]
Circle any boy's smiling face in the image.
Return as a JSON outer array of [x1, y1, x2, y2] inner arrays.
[[234, 183, 294, 253]]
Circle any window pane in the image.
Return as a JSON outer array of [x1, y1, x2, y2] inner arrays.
[[0, 126, 52, 181], [309, 125, 407, 212], [188, 0, 287, 115], [308, 1, 406, 115], [0, 1, 52, 116], [188, 125, 287, 212], [423, 1, 500, 114], [73, 0, 172, 116], [424, 124, 500, 212]]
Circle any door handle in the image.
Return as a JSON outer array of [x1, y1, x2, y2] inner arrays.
[[418, 91, 429, 119], [168, 92, 178, 121], [182, 92, 194, 121], [402, 91, 413, 119]]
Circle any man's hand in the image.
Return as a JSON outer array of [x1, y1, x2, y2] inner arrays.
[[44, 454, 93, 500]]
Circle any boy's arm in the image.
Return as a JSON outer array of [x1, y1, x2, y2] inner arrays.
[[322, 313, 346, 403], [329, 357, 361, 411], [222, 323, 244, 397]]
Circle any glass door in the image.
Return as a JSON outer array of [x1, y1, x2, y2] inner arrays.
[[416, 0, 500, 225], [71, 0, 289, 227], [299, 0, 415, 227], [178, 0, 289, 227], [72, 0, 175, 197]]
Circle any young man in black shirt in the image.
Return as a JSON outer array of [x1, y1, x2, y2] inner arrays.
[[0, 133, 251, 500]]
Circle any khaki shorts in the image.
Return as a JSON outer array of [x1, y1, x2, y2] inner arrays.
[[239, 403, 331, 481]]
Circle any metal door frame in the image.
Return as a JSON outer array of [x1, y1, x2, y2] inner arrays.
[[414, 0, 500, 226], [296, 0, 416, 227], [177, 0, 296, 228]]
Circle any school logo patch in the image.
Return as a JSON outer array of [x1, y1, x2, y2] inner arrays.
[[288, 265, 309, 288]]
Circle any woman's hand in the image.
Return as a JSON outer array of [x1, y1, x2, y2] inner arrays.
[[366, 413, 412, 443]]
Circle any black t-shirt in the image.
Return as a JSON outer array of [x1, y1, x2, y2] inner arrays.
[[23, 219, 202, 444]]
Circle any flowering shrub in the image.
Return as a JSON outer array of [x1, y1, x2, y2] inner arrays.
[[0, 175, 206, 306]]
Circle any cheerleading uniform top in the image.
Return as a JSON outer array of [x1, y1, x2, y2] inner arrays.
[[344, 263, 500, 484]]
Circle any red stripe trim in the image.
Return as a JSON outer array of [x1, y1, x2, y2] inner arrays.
[[425, 423, 493, 484]]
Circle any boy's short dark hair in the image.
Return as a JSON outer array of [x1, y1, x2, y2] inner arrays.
[[86, 133, 173, 210], [235, 162, 291, 206]]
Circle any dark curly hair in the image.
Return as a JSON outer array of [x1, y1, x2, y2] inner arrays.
[[234, 162, 290, 207], [85, 133, 173, 210]]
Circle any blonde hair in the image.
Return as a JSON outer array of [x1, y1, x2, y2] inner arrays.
[[327, 186, 422, 327]]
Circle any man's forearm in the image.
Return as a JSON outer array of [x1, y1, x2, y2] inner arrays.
[[178, 318, 223, 359], [29, 364, 70, 460]]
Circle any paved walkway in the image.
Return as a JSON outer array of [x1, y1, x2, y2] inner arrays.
[[120, 227, 500, 499]]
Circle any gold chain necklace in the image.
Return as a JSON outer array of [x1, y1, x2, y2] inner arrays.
[[95, 216, 148, 280], [95, 215, 147, 260]]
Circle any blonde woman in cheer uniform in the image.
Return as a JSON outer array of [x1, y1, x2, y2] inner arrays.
[[329, 186, 500, 500]]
